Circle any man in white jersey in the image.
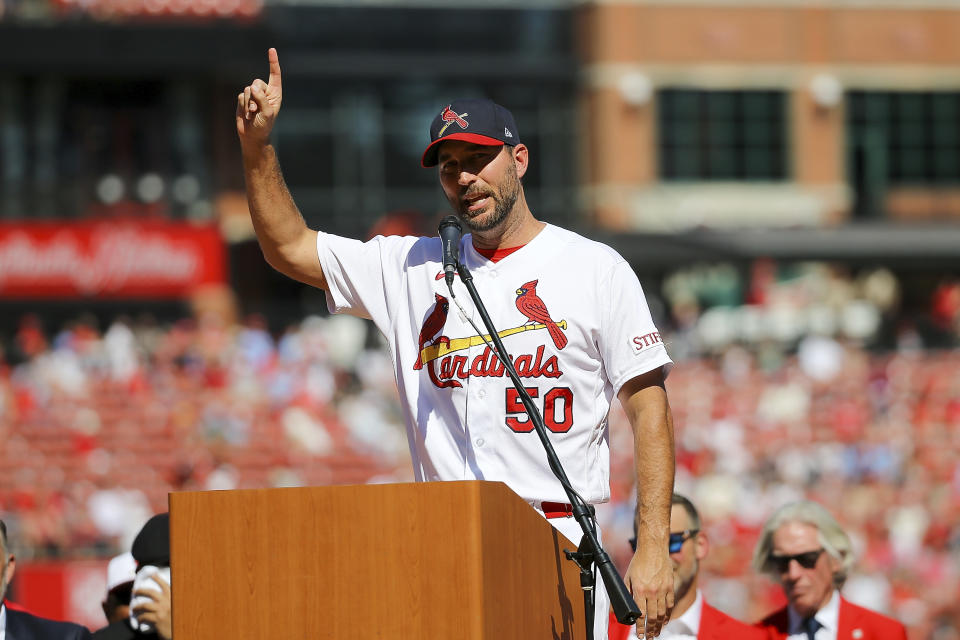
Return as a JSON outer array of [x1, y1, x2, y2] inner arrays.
[[237, 48, 676, 639]]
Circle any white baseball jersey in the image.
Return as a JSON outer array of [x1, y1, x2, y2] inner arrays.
[[317, 223, 672, 505]]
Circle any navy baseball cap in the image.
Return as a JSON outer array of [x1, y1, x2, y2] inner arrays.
[[132, 513, 170, 568], [421, 98, 520, 168]]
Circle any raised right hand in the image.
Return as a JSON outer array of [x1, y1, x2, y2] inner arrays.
[[236, 47, 283, 146]]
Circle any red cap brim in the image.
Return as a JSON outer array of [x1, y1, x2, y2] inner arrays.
[[421, 133, 506, 168]]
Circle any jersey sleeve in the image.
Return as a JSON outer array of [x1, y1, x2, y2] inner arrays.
[[599, 260, 673, 397], [316, 232, 418, 331]]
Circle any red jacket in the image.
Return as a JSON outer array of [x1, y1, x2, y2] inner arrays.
[[756, 597, 908, 640], [609, 602, 767, 640]]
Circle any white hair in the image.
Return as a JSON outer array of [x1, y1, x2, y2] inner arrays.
[[752, 500, 855, 587]]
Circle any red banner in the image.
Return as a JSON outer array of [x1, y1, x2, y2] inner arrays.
[[0, 221, 226, 299], [8, 560, 110, 631]]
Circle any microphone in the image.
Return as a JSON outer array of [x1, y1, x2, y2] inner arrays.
[[438, 215, 462, 287]]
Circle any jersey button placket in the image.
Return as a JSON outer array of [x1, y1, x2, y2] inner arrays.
[[473, 384, 486, 449], [473, 383, 487, 447]]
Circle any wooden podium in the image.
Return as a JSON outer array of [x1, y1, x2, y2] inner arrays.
[[169, 481, 585, 639]]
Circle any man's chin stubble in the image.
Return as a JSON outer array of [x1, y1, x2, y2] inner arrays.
[[459, 206, 508, 233]]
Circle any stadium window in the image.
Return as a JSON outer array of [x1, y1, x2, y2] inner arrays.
[[657, 89, 787, 181], [847, 91, 960, 185]]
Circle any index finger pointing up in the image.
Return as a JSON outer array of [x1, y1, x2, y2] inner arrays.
[[267, 47, 281, 90]]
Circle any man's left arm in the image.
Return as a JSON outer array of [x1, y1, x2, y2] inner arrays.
[[617, 367, 675, 640]]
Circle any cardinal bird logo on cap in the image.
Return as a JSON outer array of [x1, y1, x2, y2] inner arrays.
[[515, 280, 567, 350], [438, 105, 469, 137]]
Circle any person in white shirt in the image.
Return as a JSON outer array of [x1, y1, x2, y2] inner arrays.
[[237, 48, 678, 640]]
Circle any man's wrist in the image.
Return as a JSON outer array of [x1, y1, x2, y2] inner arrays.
[[240, 139, 277, 169], [240, 137, 272, 157], [634, 528, 669, 553]]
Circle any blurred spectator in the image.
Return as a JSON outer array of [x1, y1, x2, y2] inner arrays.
[[92, 514, 170, 640], [234, 313, 274, 373], [12, 314, 48, 363], [752, 501, 907, 640], [0, 518, 92, 639], [101, 552, 136, 624], [609, 494, 766, 640], [103, 319, 140, 385], [930, 279, 960, 333], [365, 209, 429, 239], [86, 481, 152, 553]]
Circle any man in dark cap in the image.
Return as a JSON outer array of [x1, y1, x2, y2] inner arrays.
[[0, 518, 92, 639], [237, 49, 677, 640], [92, 514, 172, 640]]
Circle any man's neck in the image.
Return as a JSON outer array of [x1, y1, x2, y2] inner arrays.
[[470, 199, 542, 251], [788, 589, 839, 632], [791, 587, 838, 621], [672, 581, 699, 619]]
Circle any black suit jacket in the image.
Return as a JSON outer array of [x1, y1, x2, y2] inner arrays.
[[90, 619, 159, 640], [5, 607, 91, 640]]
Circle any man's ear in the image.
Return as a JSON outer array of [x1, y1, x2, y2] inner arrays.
[[828, 552, 843, 574], [694, 531, 709, 562], [512, 143, 529, 179], [4, 554, 15, 587]]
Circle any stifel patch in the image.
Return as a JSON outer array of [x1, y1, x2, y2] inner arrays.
[[630, 331, 662, 355]]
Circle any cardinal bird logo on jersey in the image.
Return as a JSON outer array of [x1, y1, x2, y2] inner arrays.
[[414, 293, 450, 370], [414, 283, 568, 388], [515, 279, 567, 350]]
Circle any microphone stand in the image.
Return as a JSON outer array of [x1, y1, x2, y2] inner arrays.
[[453, 260, 642, 638]]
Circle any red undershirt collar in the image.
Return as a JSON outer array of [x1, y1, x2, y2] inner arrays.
[[474, 244, 526, 263]]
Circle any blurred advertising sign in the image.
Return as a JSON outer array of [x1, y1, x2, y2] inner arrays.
[[8, 559, 110, 632], [50, 0, 262, 19], [0, 221, 226, 299]]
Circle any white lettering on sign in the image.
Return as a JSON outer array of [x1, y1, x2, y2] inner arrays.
[[0, 227, 202, 295]]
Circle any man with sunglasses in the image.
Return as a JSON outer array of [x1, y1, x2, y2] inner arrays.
[[610, 495, 766, 640], [752, 501, 907, 640]]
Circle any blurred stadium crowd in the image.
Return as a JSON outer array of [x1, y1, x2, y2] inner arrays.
[[1, 260, 958, 638]]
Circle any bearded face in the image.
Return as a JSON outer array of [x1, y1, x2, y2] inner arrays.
[[673, 551, 699, 601], [455, 158, 521, 233], [437, 141, 524, 236], [667, 503, 703, 604]]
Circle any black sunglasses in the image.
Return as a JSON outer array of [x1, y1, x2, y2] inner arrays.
[[628, 529, 699, 553], [769, 548, 825, 573]]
